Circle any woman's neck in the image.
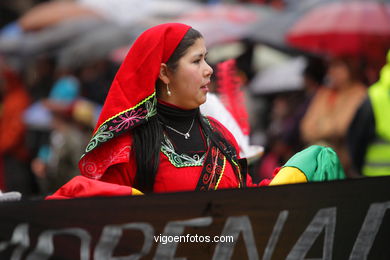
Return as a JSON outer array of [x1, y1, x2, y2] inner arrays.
[[157, 99, 206, 154], [157, 99, 198, 122]]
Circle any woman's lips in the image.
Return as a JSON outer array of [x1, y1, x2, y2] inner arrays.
[[201, 82, 210, 92]]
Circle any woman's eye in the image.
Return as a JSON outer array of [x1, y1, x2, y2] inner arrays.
[[194, 59, 201, 64]]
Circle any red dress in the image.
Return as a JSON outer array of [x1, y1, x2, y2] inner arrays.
[[102, 117, 260, 192], [47, 117, 264, 199]]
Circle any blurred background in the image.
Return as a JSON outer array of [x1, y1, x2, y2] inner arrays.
[[1, 0, 390, 198]]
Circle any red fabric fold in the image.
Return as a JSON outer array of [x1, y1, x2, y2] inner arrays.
[[45, 176, 132, 199]]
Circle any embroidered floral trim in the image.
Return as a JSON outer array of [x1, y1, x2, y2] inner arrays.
[[80, 145, 132, 179], [85, 124, 114, 154], [83, 93, 157, 155], [161, 134, 206, 168]]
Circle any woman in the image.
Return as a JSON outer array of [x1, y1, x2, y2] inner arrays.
[[47, 23, 252, 198], [300, 56, 367, 177], [47, 23, 344, 199]]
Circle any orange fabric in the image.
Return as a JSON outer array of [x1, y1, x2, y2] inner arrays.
[[0, 69, 30, 190], [0, 69, 30, 157], [301, 85, 366, 143], [300, 85, 366, 171]]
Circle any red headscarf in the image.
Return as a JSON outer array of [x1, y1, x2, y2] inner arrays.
[[79, 23, 191, 179]]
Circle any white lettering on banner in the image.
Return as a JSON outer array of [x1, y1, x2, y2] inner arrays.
[[0, 223, 29, 260], [94, 223, 154, 260], [262, 210, 289, 260], [0, 201, 389, 259], [153, 217, 212, 260], [286, 207, 336, 260], [349, 201, 390, 260], [26, 228, 91, 260], [212, 216, 259, 260]]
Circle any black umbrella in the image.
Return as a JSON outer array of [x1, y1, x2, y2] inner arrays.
[[248, 0, 333, 53]]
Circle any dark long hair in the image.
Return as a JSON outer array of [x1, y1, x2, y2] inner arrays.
[[132, 28, 203, 192]]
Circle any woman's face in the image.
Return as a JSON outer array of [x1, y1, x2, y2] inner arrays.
[[327, 61, 351, 88], [162, 38, 213, 109]]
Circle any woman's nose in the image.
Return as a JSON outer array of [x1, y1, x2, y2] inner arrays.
[[204, 62, 213, 77]]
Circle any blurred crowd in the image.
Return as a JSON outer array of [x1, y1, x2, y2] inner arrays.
[[1, 0, 389, 198]]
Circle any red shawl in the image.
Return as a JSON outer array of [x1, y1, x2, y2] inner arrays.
[[79, 23, 191, 179]]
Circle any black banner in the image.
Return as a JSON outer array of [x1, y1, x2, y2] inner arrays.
[[0, 176, 389, 259]]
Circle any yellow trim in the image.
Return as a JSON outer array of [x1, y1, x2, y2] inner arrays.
[[230, 159, 243, 188], [269, 166, 308, 186], [93, 92, 156, 135], [204, 116, 242, 188], [215, 156, 226, 190], [131, 188, 144, 195]]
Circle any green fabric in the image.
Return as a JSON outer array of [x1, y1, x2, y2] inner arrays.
[[283, 145, 346, 182]]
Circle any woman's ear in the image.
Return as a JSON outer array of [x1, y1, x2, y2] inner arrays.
[[159, 63, 170, 84]]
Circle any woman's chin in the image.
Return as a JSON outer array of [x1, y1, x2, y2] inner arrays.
[[199, 96, 207, 106]]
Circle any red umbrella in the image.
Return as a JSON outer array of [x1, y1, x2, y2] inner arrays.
[[175, 3, 278, 47], [286, 1, 390, 61]]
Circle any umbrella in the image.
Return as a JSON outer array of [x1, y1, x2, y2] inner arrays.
[[109, 3, 279, 63], [286, 1, 390, 60], [18, 1, 100, 32], [248, 0, 330, 53], [175, 3, 278, 47], [249, 56, 307, 95], [57, 22, 145, 69], [0, 16, 106, 57], [77, 0, 202, 26]]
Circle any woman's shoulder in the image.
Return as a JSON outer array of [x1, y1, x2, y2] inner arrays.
[[342, 82, 367, 101], [204, 115, 240, 151], [352, 82, 368, 94], [204, 115, 229, 133]]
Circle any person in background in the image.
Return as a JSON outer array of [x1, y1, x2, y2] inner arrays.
[[300, 56, 367, 178], [285, 56, 326, 153], [347, 50, 390, 177], [31, 75, 89, 195], [0, 60, 32, 194], [255, 57, 326, 182]]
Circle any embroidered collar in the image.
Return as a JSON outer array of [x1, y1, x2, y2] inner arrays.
[[161, 133, 207, 168]]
